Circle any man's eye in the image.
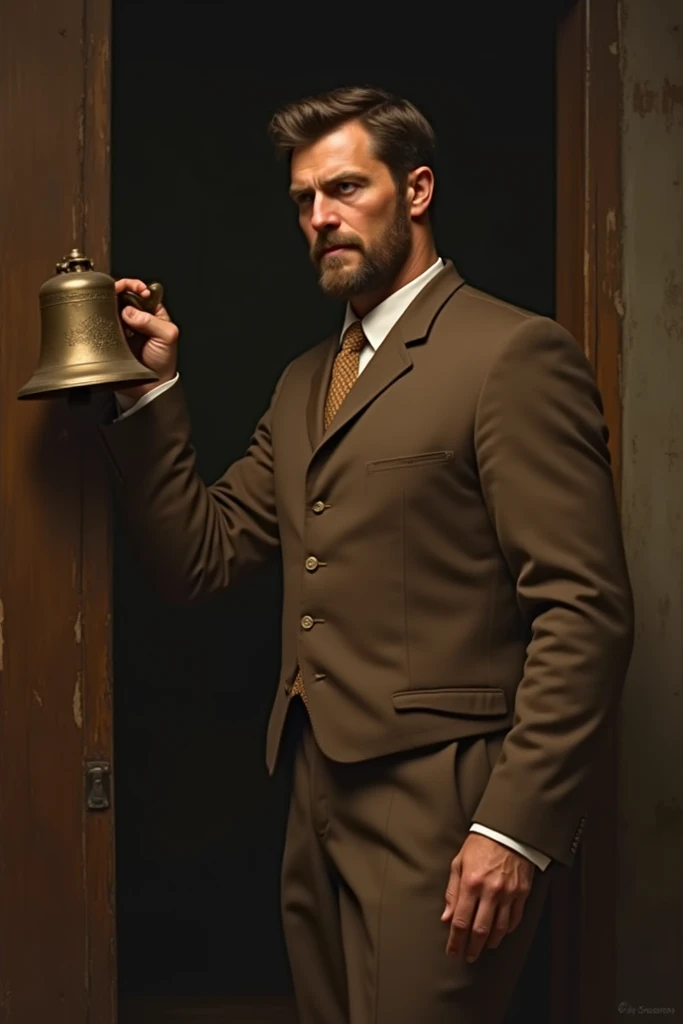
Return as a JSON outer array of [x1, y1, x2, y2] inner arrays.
[[337, 182, 357, 195], [296, 193, 313, 206]]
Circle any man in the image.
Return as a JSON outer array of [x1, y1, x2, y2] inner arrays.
[[103, 86, 634, 1023]]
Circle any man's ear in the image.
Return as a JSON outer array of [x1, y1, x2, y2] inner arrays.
[[407, 166, 435, 218]]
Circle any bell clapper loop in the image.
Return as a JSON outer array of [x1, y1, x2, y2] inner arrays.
[[56, 248, 94, 275]]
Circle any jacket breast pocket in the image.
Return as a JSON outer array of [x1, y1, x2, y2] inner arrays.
[[366, 450, 454, 473]]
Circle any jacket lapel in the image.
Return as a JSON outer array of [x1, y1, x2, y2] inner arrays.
[[306, 333, 337, 451], [307, 261, 465, 459]]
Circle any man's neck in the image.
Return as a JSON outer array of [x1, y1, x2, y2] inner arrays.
[[350, 242, 440, 319]]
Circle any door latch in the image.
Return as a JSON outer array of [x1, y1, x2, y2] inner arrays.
[[86, 761, 111, 811]]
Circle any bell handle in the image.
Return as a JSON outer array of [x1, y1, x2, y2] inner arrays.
[[118, 281, 164, 316]]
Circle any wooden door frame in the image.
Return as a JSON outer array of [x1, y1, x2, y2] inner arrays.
[[82, 3, 117, 1020], [552, 1, 623, 1022], [0, 0, 115, 1021]]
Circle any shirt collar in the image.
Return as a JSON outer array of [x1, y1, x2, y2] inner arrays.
[[340, 256, 445, 351]]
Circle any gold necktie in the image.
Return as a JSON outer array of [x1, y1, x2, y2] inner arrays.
[[290, 320, 367, 709]]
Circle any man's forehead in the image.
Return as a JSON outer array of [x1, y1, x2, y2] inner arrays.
[[290, 123, 378, 185], [289, 164, 368, 194]]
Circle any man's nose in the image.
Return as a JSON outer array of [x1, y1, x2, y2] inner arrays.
[[311, 194, 341, 232]]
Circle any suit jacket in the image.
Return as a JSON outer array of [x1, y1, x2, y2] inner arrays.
[[100, 261, 634, 866]]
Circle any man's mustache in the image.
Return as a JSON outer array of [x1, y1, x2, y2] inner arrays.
[[312, 234, 365, 262]]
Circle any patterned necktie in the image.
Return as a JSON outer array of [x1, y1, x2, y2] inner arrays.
[[290, 320, 368, 709]]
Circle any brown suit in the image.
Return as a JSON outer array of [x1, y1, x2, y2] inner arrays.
[[100, 262, 633, 1021]]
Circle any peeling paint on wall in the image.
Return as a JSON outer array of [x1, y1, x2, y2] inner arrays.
[[631, 76, 683, 132], [662, 269, 683, 344], [632, 79, 658, 115], [605, 207, 624, 317], [662, 76, 683, 130]]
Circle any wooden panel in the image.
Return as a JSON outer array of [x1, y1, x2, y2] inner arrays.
[[585, 0, 624, 506], [81, 3, 117, 1022], [0, 1, 114, 1022], [553, 1, 623, 1022], [556, 0, 624, 489]]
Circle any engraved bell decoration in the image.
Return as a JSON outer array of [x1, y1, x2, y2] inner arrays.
[[17, 249, 162, 400]]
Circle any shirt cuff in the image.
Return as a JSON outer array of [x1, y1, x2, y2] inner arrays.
[[469, 823, 552, 871], [114, 373, 180, 421]]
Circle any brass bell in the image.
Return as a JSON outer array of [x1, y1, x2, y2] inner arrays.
[[18, 249, 162, 400]]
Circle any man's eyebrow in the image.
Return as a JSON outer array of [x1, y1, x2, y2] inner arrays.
[[289, 172, 370, 199]]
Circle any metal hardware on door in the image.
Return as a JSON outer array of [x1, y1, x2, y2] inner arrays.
[[86, 761, 111, 810]]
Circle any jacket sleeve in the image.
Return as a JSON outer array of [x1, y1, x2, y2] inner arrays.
[[471, 316, 634, 866], [98, 367, 290, 605]]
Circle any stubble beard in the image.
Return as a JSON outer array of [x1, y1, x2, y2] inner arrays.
[[315, 198, 413, 302]]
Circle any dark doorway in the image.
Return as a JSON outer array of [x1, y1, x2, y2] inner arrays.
[[112, 4, 557, 1019]]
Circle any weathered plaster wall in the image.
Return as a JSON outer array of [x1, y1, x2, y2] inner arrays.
[[618, 0, 683, 1011]]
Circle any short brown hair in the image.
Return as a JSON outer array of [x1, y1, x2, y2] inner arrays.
[[268, 85, 436, 188]]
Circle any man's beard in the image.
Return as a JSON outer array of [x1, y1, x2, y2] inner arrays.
[[312, 198, 412, 301]]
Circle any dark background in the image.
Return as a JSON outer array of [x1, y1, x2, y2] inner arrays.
[[112, 0, 558, 1010]]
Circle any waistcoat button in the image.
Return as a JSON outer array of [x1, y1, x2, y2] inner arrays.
[[305, 556, 319, 572], [301, 615, 314, 630]]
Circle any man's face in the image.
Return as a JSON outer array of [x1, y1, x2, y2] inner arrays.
[[289, 121, 413, 301]]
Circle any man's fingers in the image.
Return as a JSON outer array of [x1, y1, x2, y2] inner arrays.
[[446, 884, 477, 957], [121, 307, 178, 345], [441, 858, 462, 921], [484, 899, 512, 951], [115, 277, 150, 296], [441, 892, 455, 922], [463, 895, 498, 961]]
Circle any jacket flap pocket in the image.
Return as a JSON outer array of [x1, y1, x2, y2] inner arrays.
[[391, 687, 508, 717], [366, 450, 453, 472]]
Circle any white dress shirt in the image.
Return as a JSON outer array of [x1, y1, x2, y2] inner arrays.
[[115, 257, 551, 871]]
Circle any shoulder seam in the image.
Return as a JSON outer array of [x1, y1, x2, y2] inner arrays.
[[461, 286, 539, 321]]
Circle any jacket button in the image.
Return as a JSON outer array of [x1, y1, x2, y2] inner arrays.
[[301, 615, 314, 630], [312, 500, 325, 514], [305, 556, 319, 572]]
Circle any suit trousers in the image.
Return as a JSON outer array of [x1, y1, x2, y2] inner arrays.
[[279, 698, 556, 1024]]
